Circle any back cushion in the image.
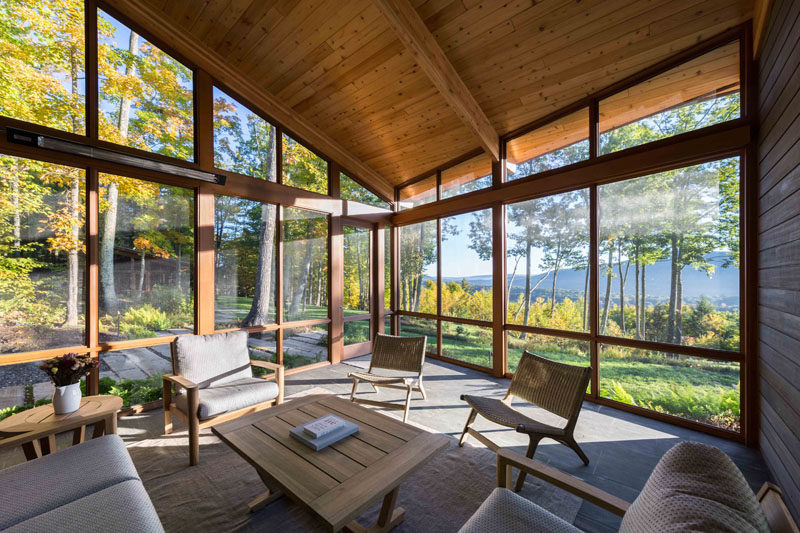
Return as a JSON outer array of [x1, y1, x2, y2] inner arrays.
[[172, 331, 252, 388], [620, 441, 769, 533]]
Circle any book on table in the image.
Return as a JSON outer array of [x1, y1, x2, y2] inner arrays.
[[290, 415, 359, 451]]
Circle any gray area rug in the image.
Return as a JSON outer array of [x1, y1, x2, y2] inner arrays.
[[128, 388, 581, 532]]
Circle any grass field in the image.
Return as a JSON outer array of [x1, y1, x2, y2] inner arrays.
[[399, 316, 739, 431]]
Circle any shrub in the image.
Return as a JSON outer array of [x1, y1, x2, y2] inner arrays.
[[120, 305, 170, 338]]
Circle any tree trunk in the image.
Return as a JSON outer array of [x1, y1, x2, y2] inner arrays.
[[521, 238, 532, 339], [674, 245, 684, 345], [355, 233, 365, 309], [550, 267, 559, 316], [65, 44, 85, 327], [242, 205, 276, 326], [634, 253, 640, 339], [667, 234, 678, 344], [582, 265, 589, 331], [100, 32, 138, 315], [137, 251, 146, 299], [100, 182, 119, 314], [289, 237, 314, 316], [242, 127, 276, 326], [617, 241, 630, 335], [641, 264, 646, 339], [600, 246, 613, 334], [66, 174, 80, 326]]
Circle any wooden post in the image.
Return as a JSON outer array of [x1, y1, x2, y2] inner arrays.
[[375, 224, 386, 335], [86, 167, 99, 395], [492, 202, 505, 378], [195, 186, 215, 335], [330, 215, 344, 364]]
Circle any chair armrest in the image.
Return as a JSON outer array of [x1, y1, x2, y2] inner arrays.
[[250, 359, 283, 372], [497, 448, 630, 517], [251, 360, 284, 404], [758, 482, 800, 533], [163, 374, 198, 390]]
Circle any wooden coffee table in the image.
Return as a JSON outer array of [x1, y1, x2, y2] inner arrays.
[[0, 395, 122, 460], [212, 394, 448, 532]]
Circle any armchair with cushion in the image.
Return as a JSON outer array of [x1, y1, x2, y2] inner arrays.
[[459, 441, 798, 533], [163, 330, 284, 465]]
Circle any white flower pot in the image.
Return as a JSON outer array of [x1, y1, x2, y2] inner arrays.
[[52, 383, 82, 414]]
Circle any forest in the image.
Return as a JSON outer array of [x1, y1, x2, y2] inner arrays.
[[399, 90, 742, 430]]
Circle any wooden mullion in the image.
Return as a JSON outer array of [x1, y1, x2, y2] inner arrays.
[[391, 222, 399, 335], [436, 218, 442, 356], [397, 310, 440, 321], [589, 185, 599, 398], [329, 161, 340, 198], [439, 316, 493, 328], [595, 336, 744, 363], [86, 167, 99, 395], [85, 0, 98, 140], [505, 324, 592, 342], [195, 70, 214, 170], [742, 20, 758, 448], [589, 100, 599, 159]]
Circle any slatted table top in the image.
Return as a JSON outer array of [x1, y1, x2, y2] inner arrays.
[[212, 394, 449, 532], [0, 395, 122, 434]]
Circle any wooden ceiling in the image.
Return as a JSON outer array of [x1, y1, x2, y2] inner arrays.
[[116, 0, 753, 194]]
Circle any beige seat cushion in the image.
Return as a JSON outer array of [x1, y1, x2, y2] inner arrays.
[[458, 487, 581, 533], [175, 377, 279, 420], [620, 441, 769, 533]]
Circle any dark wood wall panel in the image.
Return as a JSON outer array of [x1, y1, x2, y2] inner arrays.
[[757, 0, 800, 521]]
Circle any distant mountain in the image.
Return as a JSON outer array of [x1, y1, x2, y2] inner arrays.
[[437, 252, 739, 309]]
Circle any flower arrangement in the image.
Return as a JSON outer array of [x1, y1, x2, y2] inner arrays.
[[38, 353, 99, 387]]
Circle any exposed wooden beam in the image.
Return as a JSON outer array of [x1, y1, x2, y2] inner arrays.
[[372, 0, 499, 161], [752, 0, 772, 59], [104, 0, 395, 200]]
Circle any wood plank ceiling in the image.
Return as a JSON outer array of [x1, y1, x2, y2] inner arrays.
[[127, 0, 753, 191]]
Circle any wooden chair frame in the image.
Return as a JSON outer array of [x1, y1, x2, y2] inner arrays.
[[496, 449, 799, 533], [163, 358, 284, 466], [460, 351, 591, 491], [349, 334, 427, 423]]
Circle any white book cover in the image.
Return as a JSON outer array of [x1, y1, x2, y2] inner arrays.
[[303, 414, 346, 439]]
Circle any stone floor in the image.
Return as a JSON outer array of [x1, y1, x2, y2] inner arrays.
[[0, 356, 771, 532]]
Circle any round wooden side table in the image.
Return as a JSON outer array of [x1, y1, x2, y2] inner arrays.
[[0, 395, 123, 461]]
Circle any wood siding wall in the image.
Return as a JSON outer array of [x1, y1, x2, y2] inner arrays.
[[757, 0, 800, 520]]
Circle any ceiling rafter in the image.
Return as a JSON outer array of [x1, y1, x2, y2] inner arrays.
[[372, 0, 500, 161], [104, 0, 396, 200]]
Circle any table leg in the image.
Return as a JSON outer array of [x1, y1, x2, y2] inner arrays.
[[91, 419, 106, 439], [247, 470, 284, 513], [344, 487, 404, 533], [21, 440, 41, 461], [247, 489, 284, 513], [72, 425, 86, 445], [108, 413, 118, 434], [39, 434, 56, 456]]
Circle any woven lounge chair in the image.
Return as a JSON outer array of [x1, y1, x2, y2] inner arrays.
[[459, 350, 591, 491], [348, 333, 427, 422]]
